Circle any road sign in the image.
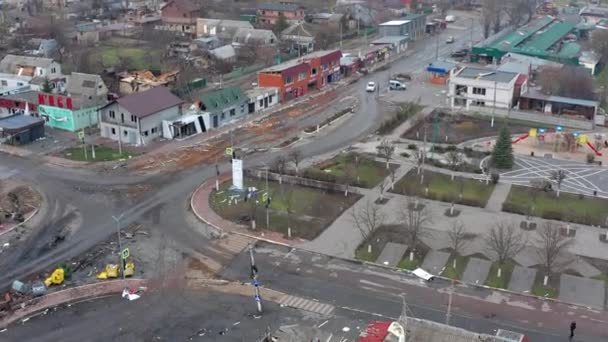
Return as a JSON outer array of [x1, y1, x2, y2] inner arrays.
[[262, 192, 268, 203], [121, 248, 130, 260], [255, 294, 261, 302], [225, 147, 233, 156], [77, 131, 85, 140], [232, 159, 243, 190]]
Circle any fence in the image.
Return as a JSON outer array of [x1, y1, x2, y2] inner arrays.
[[464, 105, 594, 130]]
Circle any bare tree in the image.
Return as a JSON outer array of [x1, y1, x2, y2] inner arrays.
[[289, 149, 303, 175], [536, 222, 574, 276], [592, 29, 608, 63], [446, 150, 463, 181], [272, 156, 288, 184], [448, 220, 470, 256], [351, 199, 385, 240], [484, 222, 526, 265], [550, 170, 567, 197], [540, 66, 596, 100], [281, 187, 295, 238], [481, 0, 499, 38], [376, 139, 395, 170], [341, 163, 355, 197], [400, 197, 432, 248]]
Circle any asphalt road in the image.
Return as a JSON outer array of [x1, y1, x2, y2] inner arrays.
[[223, 242, 608, 342]]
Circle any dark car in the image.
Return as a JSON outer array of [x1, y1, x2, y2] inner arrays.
[[450, 49, 468, 58]]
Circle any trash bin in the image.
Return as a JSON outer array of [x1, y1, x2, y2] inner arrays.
[[594, 190, 598, 196]]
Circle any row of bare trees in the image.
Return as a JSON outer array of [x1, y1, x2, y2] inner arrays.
[[481, 0, 536, 38]]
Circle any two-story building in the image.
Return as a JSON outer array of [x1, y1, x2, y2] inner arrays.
[[257, 49, 342, 101], [37, 92, 106, 132], [379, 13, 426, 41], [66, 72, 108, 101], [0, 55, 64, 92], [196, 18, 254, 42], [257, 3, 305, 26], [232, 28, 278, 48], [159, 0, 202, 35], [99, 87, 184, 145], [448, 67, 525, 111], [0, 73, 33, 96]]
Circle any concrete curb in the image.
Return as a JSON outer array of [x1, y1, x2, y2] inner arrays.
[[0, 205, 39, 238], [0, 279, 147, 329]]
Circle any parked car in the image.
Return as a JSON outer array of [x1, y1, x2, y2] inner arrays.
[[446, 36, 455, 44], [389, 80, 406, 90], [445, 15, 455, 23], [450, 49, 468, 58], [366, 81, 377, 92]]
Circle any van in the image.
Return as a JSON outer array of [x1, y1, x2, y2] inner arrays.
[[445, 15, 455, 23], [389, 80, 406, 90]]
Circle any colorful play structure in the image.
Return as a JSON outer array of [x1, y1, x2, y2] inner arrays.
[[512, 127, 603, 156]]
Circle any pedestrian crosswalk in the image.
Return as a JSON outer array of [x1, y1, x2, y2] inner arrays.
[[280, 295, 335, 316], [215, 233, 253, 255], [0, 166, 17, 180]]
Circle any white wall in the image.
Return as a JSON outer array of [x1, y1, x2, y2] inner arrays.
[[449, 77, 516, 110]]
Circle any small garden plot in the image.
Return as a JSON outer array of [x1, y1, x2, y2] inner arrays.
[[391, 170, 495, 207], [209, 178, 360, 240], [304, 153, 398, 189]]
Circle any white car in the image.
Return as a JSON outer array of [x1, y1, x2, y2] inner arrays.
[[366, 81, 377, 92]]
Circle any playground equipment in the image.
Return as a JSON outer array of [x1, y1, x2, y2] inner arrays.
[[578, 134, 603, 156], [512, 129, 535, 144]]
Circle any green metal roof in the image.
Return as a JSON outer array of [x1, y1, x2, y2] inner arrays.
[[518, 22, 575, 53], [487, 16, 553, 51], [199, 86, 245, 112]]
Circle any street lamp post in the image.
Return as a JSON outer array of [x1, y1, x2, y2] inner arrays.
[[249, 244, 263, 314], [265, 167, 270, 229], [112, 214, 125, 280]]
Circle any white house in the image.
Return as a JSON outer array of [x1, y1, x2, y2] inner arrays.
[[99, 87, 184, 145], [0, 55, 62, 79], [245, 87, 279, 113], [0, 73, 33, 95], [448, 67, 524, 111]]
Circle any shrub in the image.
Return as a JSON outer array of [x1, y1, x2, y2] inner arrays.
[[407, 144, 418, 150], [432, 145, 446, 154], [542, 210, 563, 221], [491, 172, 500, 184], [400, 152, 411, 158], [502, 202, 526, 215]]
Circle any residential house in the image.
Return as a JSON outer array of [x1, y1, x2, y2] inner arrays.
[[196, 86, 248, 129], [579, 6, 608, 24], [119, 70, 180, 95], [99, 87, 184, 145], [66, 72, 108, 101], [257, 49, 342, 101], [37, 92, 106, 132], [257, 3, 305, 26], [232, 28, 278, 48], [194, 36, 221, 50], [76, 22, 136, 46], [159, 0, 202, 35], [449, 67, 525, 111], [0, 73, 33, 96], [0, 55, 64, 91], [281, 22, 315, 56], [196, 18, 254, 42], [379, 14, 426, 41], [28, 38, 59, 57], [0, 91, 40, 118], [334, 3, 376, 26], [209, 45, 237, 63], [309, 13, 344, 26], [371, 36, 409, 54]]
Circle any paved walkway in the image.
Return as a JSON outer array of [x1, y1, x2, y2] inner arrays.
[[485, 182, 511, 212]]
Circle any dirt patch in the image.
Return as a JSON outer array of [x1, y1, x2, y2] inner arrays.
[[0, 181, 42, 229], [403, 112, 530, 144]]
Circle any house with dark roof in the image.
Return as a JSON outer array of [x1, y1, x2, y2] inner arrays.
[[232, 28, 278, 48], [159, 0, 202, 35], [257, 3, 305, 26], [0, 114, 45, 145], [66, 72, 108, 101], [99, 87, 184, 145], [196, 86, 248, 129]]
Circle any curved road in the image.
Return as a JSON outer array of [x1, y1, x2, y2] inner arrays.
[[0, 20, 481, 289]]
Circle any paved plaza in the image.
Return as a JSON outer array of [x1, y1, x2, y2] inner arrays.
[[461, 258, 492, 285], [559, 274, 606, 310], [500, 155, 608, 197]]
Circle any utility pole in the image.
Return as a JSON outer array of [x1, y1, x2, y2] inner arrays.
[[435, 33, 439, 61], [265, 167, 269, 229], [249, 244, 263, 314], [470, 18, 474, 48], [111, 214, 125, 282], [446, 280, 455, 325]]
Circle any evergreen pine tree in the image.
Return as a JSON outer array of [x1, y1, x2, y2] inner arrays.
[[491, 126, 514, 169], [41, 78, 53, 93], [273, 13, 289, 34]]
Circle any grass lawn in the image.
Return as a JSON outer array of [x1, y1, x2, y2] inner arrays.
[[531, 272, 559, 299], [90, 46, 162, 70], [485, 260, 516, 289], [209, 178, 360, 240], [592, 273, 608, 286], [62, 146, 132, 162], [503, 185, 608, 226], [398, 255, 422, 270], [305, 153, 398, 189], [391, 170, 495, 207], [441, 254, 469, 280]]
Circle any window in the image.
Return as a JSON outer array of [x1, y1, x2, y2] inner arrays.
[[1, 80, 6, 86], [131, 115, 137, 122], [270, 38, 275, 44], [51, 67, 56, 73], [111, 128, 116, 135], [268, 95, 273, 104], [311, 68, 317, 75], [322, 64, 328, 71], [472, 87, 486, 95], [298, 72, 306, 81], [17, 82, 23, 86], [229, 108, 235, 116], [221, 112, 225, 120], [109, 110, 115, 119], [284, 75, 293, 85], [472, 100, 485, 106], [241, 104, 245, 112], [123, 130, 128, 137], [151, 127, 157, 134], [259, 99, 263, 107], [143, 131, 149, 136], [120, 113, 124, 123], [38, 69, 43, 76]]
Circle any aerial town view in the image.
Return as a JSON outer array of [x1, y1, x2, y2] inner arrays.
[[2, 0, 608, 340]]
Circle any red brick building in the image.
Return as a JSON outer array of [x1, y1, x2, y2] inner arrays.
[[257, 50, 342, 101], [257, 3, 305, 26], [160, 0, 201, 35]]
